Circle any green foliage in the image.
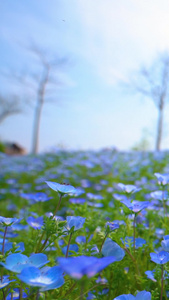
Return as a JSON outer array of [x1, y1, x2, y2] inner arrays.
[[0, 141, 5, 153]]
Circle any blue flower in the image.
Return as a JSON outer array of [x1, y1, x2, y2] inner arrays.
[[75, 236, 86, 244], [120, 200, 149, 213], [87, 193, 103, 200], [154, 173, 169, 185], [62, 244, 79, 256], [145, 270, 157, 282], [150, 251, 169, 264], [66, 216, 86, 232], [18, 266, 64, 291], [0, 217, 21, 227], [114, 291, 151, 300], [6, 288, 28, 300], [102, 238, 125, 261], [26, 216, 44, 230], [135, 291, 151, 300], [0, 242, 24, 253], [118, 183, 141, 194], [150, 190, 168, 200], [0, 275, 15, 289], [114, 294, 135, 300], [121, 237, 146, 249], [69, 198, 86, 204], [20, 192, 51, 204], [0, 253, 49, 273], [161, 236, 169, 251], [57, 255, 116, 279], [105, 222, 119, 231], [45, 181, 77, 195]]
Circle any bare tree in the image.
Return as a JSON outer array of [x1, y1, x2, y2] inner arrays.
[[0, 94, 22, 124], [13, 44, 69, 154], [128, 52, 169, 151], [31, 46, 69, 154]]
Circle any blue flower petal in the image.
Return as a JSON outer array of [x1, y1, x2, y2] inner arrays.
[[135, 291, 151, 300], [18, 266, 64, 291], [45, 181, 77, 195], [113, 294, 135, 300], [102, 238, 125, 261], [66, 216, 86, 231]]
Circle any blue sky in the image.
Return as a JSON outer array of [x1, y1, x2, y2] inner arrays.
[[1, 0, 169, 152]]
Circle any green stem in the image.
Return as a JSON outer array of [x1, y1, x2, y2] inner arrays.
[[162, 188, 167, 218], [74, 284, 103, 300], [80, 283, 84, 300], [133, 213, 136, 254], [99, 233, 108, 253], [2, 226, 7, 256], [160, 265, 164, 300], [53, 195, 63, 217], [2, 290, 5, 300], [1, 268, 3, 282], [36, 290, 39, 300], [35, 231, 45, 253], [19, 282, 23, 300], [66, 232, 73, 258], [35, 195, 63, 253], [124, 246, 140, 276], [39, 236, 49, 253], [60, 282, 77, 299], [124, 246, 135, 263]]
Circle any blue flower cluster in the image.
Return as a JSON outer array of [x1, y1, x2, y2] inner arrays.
[[1, 151, 169, 299]]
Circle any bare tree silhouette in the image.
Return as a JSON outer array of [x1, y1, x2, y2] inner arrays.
[[128, 52, 169, 151], [6, 44, 70, 154], [0, 94, 22, 124]]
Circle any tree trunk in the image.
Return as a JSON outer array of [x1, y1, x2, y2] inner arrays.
[[155, 105, 164, 151], [31, 68, 49, 154], [31, 100, 43, 154]]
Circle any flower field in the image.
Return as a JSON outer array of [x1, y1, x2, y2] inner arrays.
[[1, 149, 169, 299]]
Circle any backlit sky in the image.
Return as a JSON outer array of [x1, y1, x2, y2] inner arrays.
[[1, 0, 169, 152]]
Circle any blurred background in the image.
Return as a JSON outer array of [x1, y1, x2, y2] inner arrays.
[[1, 0, 169, 154]]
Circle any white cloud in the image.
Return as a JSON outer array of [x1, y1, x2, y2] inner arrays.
[[74, 0, 169, 84]]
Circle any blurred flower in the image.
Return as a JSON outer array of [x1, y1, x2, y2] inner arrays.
[[26, 216, 44, 230], [0, 242, 24, 253], [75, 235, 86, 244], [20, 192, 51, 204], [87, 193, 103, 200], [0, 217, 21, 227], [121, 237, 146, 249], [18, 266, 64, 291], [6, 288, 28, 300], [62, 244, 78, 256], [161, 236, 169, 251], [69, 198, 86, 204], [87, 201, 103, 208], [0, 253, 49, 273], [118, 183, 141, 194], [0, 275, 15, 289], [150, 190, 168, 200], [120, 200, 149, 213], [154, 173, 169, 185], [105, 222, 119, 231], [145, 270, 157, 282], [57, 255, 116, 279], [66, 216, 86, 232]]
